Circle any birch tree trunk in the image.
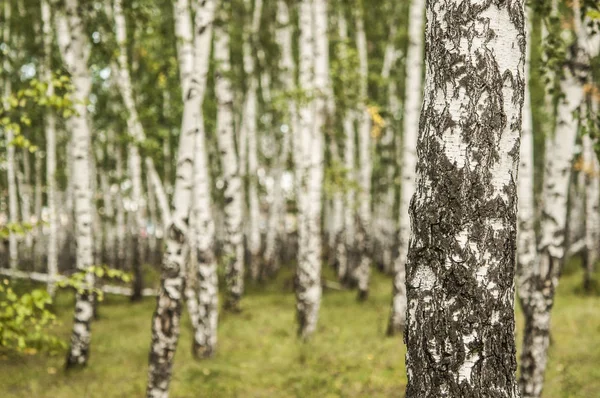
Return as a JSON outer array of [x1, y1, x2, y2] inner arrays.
[[56, 0, 96, 368], [3, 0, 18, 271], [115, 147, 127, 269], [405, 1, 524, 395], [214, 1, 245, 312], [18, 150, 33, 252], [34, 152, 43, 269], [337, 13, 355, 284], [516, 7, 539, 360], [354, 6, 372, 300], [43, 33, 58, 277], [582, 132, 599, 291], [146, 0, 213, 393], [190, 0, 217, 358], [518, 13, 588, 398], [387, 0, 424, 335], [241, 0, 263, 281], [377, 22, 400, 274], [264, 0, 295, 275], [296, 0, 327, 339]]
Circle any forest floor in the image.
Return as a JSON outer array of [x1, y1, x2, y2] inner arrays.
[[1, 260, 599, 398]]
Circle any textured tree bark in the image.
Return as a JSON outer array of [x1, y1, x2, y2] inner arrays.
[[388, 0, 425, 335], [3, 0, 18, 271], [240, 0, 263, 281], [56, 0, 97, 368], [405, 1, 524, 396], [146, 0, 214, 394], [189, 0, 218, 359], [214, 1, 245, 312], [519, 4, 590, 397], [354, 6, 372, 301], [295, 0, 327, 340]]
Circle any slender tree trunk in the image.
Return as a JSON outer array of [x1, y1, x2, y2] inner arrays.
[[56, 0, 96, 368], [405, 1, 524, 395], [241, 0, 263, 281], [214, 1, 245, 312], [516, 5, 538, 355], [3, 0, 18, 271], [187, 0, 218, 358], [113, 0, 156, 299], [34, 151, 43, 269], [335, 13, 356, 285], [115, 147, 127, 269], [354, 6, 372, 300], [19, 149, 34, 254], [518, 15, 588, 398], [376, 21, 400, 274], [582, 132, 599, 290], [296, 0, 327, 339], [146, 0, 215, 393], [388, 0, 425, 335], [264, 0, 295, 276]]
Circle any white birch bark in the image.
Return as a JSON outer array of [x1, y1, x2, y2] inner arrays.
[[241, 0, 263, 280], [388, 0, 425, 334], [214, 1, 245, 311], [190, 0, 218, 358], [3, 0, 18, 271], [376, 24, 400, 273], [264, 0, 295, 275], [296, 0, 326, 339], [354, 7, 372, 300], [518, 3, 588, 395], [146, 0, 214, 393], [56, 0, 96, 368], [405, 0, 524, 395]]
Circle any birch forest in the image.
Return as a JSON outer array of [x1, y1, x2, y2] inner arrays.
[[1, 0, 600, 397]]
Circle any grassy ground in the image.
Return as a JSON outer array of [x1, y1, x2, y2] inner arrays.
[[1, 261, 599, 398]]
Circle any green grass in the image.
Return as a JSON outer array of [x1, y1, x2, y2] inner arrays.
[[1, 262, 599, 398]]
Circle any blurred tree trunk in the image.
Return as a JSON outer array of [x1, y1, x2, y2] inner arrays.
[[404, 0, 524, 395], [376, 20, 399, 274], [241, 0, 263, 281], [582, 132, 599, 290], [354, 4, 372, 301], [296, 0, 327, 340], [387, 0, 424, 335], [4, 0, 19, 271], [215, 0, 245, 312], [518, 1, 588, 396], [56, 0, 96, 368], [264, 0, 295, 276], [18, 149, 33, 253], [336, 13, 355, 285]]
